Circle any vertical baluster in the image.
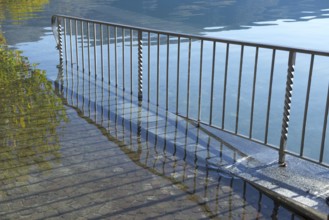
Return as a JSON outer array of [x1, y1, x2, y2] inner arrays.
[[137, 102, 143, 150], [219, 142, 223, 162], [186, 38, 192, 118], [203, 167, 209, 202], [94, 66, 97, 122], [250, 47, 259, 138], [235, 45, 244, 134], [64, 19, 67, 65], [54, 17, 64, 99], [229, 177, 234, 217], [101, 72, 104, 125], [107, 26, 111, 84], [122, 28, 125, 90], [300, 54, 314, 156], [81, 21, 85, 72], [209, 41, 216, 125], [197, 40, 204, 125], [100, 24, 104, 81], [320, 84, 329, 163], [265, 49, 276, 144], [166, 35, 170, 110], [107, 59, 111, 134], [115, 27, 118, 87], [222, 43, 230, 129], [75, 20, 79, 69], [88, 56, 91, 117], [214, 174, 221, 214], [93, 24, 97, 120], [147, 32, 151, 102], [138, 30, 143, 101], [70, 64, 73, 104], [257, 191, 263, 217], [242, 181, 247, 204], [130, 29, 133, 94], [87, 22, 91, 74], [56, 17, 63, 66], [279, 51, 296, 166], [176, 36, 181, 115], [271, 202, 279, 219], [76, 58, 80, 107], [156, 33, 160, 106], [63, 18, 67, 65], [69, 19, 73, 66], [80, 25, 85, 112], [93, 23, 97, 78]]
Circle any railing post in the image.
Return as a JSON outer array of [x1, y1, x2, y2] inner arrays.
[[57, 18, 64, 66], [137, 31, 143, 155], [52, 16, 64, 67], [138, 30, 143, 101], [51, 16, 65, 100], [52, 16, 62, 64], [278, 50, 296, 167]]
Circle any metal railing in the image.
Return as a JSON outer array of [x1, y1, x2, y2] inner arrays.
[[51, 15, 329, 168]]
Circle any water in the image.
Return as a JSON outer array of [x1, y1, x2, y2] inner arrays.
[[1, 1, 329, 154], [2, 0, 329, 49], [47, 12, 329, 162], [0, 59, 308, 218], [1, 0, 329, 218]]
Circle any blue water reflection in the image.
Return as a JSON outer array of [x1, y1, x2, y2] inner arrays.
[[1, 0, 329, 49], [1, 0, 329, 161]]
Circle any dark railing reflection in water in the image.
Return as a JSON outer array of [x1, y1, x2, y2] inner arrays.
[[54, 65, 307, 219]]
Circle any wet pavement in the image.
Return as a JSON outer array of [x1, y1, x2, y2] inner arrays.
[[0, 66, 315, 219], [0, 106, 287, 220]]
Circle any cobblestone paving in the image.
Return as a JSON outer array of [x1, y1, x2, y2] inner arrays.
[[0, 105, 301, 220]]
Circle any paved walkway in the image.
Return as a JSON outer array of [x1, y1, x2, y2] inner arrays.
[[0, 67, 328, 219], [0, 94, 282, 219]]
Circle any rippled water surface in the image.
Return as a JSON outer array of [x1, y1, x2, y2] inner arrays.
[[2, 0, 329, 78], [0, 0, 329, 219], [1, 0, 329, 47]]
